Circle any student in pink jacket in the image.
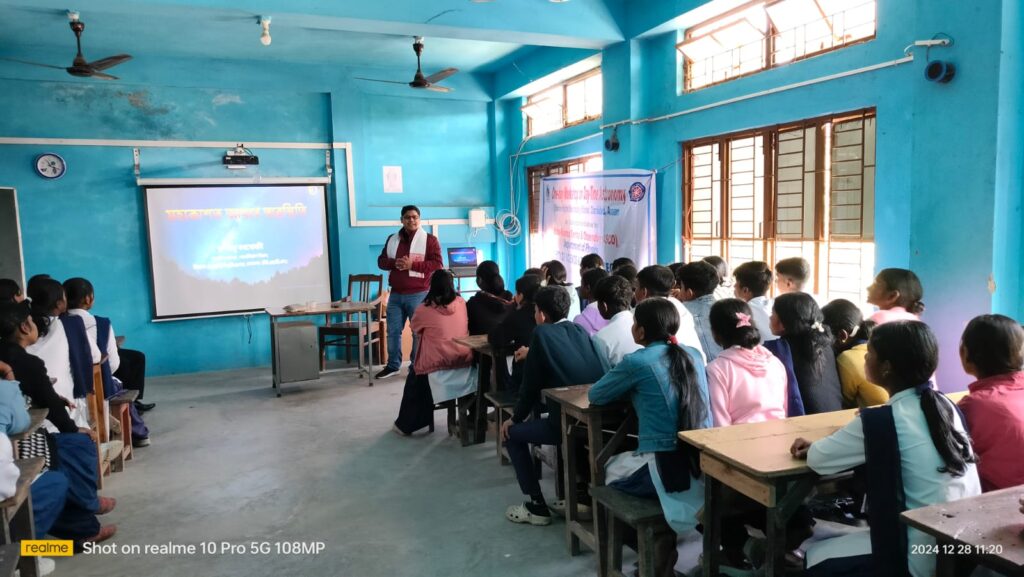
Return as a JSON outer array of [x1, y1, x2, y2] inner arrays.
[[706, 299, 788, 427], [393, 270, 473, 435]]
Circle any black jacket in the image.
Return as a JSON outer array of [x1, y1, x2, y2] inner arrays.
[[467, 290, 513, 336], [0, 342, 79, 433], [513, 321, 607, 423]]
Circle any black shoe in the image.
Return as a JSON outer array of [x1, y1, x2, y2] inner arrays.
[[374, 367, 399, 379], [134, 401, 155, 412]]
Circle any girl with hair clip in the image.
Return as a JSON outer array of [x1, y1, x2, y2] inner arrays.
[[866, 268, 925, 325], [541, 260, 581, 320], [393, 270, 473, 436], [822, 299, 887, 408], [957, 314, 1024, 491], [589, 298, 712, 575], [767, 292, 842, 415], [792, 321, 980, 577], [706, 299, 788, 427]]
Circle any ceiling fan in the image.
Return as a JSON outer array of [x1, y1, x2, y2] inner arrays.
[[355, 37, 458, 93], [1, 12, 132, 80]]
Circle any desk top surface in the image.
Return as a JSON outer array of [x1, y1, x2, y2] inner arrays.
[[9, 409, 47, 443], [266, 301, 377, 318], [901, 485, 1024, 570], [453, 335, 492, 354], [544, 384, 627, 414]]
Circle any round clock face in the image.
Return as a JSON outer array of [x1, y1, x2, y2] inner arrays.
[[34, 153, 66, 180]]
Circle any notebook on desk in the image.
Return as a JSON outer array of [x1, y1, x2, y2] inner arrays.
[[447, 247, 479, 277]]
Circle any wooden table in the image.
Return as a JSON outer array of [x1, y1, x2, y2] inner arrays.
[[544, 384, 632, 556], [265, 301, 377, 396], [901, 485, 1024, 577], [453, 335, 508, 446], [680, 409, 856, 577]]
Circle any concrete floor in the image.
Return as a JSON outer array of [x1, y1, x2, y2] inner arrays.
[[59, 365, 599, 577]]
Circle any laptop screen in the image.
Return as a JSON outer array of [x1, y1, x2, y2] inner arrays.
[[447, 247, 478, 268]]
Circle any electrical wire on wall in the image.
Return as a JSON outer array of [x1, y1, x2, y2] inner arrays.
[[494, 135, 532, 246]]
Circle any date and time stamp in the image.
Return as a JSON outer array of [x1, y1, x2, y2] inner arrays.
[[911, 543, 1005, 556]]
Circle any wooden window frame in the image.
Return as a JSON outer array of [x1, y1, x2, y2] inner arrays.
[[678, 0, 877, 92], [526, 68, 603, 137], [526, 154, 603, 234]]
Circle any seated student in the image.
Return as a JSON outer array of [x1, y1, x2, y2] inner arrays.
[[706, 299, 787, 426], [774, 257, 811, 296], [577, 253, 605, 310], [769, 293, 843, 414], [702, 256, 733, 301], [866, 268, 925, 325], [731, 261, 777, 343], [0, 301, 117, 544], [466, 261, 513, 336], [488, 274, 542, 391], [589, 298, 712, 574], [501, 286, 606, 526], [573, 268, 610, 336], [957, 314, 1024, 491], [610, 257, 636, 274], [821, 299, 887, 408], [523, 267, 543, 278], [540, 260, 581, 320], [26, 279, 93, 428], [792, 321, 980, 577], [591, 276, 643, 367], [63, 277, 151, 447], [0, 279, 24, 303], [675, 261, 723, 362], [635, 265, 704, 360], [393, 271, 474, 436], [667, 263, 685, 301]]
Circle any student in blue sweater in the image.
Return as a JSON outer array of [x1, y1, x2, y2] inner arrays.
[[502, 286, 608, 526]]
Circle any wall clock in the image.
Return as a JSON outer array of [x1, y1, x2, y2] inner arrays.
[[34, 153, 67, 180]]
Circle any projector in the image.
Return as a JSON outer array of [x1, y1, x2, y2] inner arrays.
[[223, 144, 259, 169]]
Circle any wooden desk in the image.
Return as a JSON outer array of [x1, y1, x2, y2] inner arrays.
[[9, 410, 47, 445], [453, 335, 506, 446], [0, 458, 43, 577], [902, 485, 1024, 577], [680, 410, 854, 577], [265, 301, 377, 396], [544, 385, 632, 556]]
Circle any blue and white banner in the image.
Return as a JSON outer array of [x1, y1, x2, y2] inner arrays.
[[538, 169, 657, 283]]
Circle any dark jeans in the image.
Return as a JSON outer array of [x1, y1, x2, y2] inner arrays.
[[609, 463, 658, 499], [31, 471, 68, 539], [505, 417, 561, 497], [385, 291, 427, 371], [114, 348, 146, 399], [51, 433, 102, 539]]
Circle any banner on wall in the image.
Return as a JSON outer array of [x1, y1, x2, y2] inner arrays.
[[538, 169, 657, 283]]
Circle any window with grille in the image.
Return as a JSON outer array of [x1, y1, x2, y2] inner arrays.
[[683, 110, 875, 302], [527, 155, 603, 265], [678, 0, 876, 91], [523, 69, 603, 136]]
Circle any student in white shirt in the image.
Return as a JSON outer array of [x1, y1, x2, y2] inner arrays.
[[541, 260, 581, 320], [791, 321, 980, 577], [731, 261, 777, 343], [635, 266, 705, 362], [591, 276, 642, 368]]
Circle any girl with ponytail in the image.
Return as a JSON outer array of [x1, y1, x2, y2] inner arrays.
[[792, 321, 980, 577], [867, 268, 925, 325], [589, 298, 711, 571], [822, 299, 886, 408], [770, 292, 843, 414]]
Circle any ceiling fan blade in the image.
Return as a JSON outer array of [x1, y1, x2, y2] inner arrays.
[[89, 71, 119, 80], [425, 85, 453, 93], [88, 54, 132, 71], [0, 57, 64, 70], [424, 68, 458, 84], [353, 77, 411, 85]]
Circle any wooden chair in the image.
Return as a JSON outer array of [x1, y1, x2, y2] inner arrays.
[[319, 274, 387, 369], [0, 457, 44, 577], [484, 390, 519, 465], [591, 485, 676, 577], [88, 365, 113, 488], [109, 389, 137, 471]]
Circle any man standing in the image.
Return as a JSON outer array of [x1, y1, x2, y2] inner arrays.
[[376, 205, 443, 379]]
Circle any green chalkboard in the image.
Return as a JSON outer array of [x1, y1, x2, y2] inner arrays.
[[0, 188, 24, 287]]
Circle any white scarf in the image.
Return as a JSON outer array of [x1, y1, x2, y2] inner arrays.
[[386, 228, 427, 278]]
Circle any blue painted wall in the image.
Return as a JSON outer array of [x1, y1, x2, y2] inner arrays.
[[0, 73, 498, 376], [493, 0, 1016, 388]]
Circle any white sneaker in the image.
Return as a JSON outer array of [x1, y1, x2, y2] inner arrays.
[[505, 503, 552, 526], [14, 557, 55, 577]]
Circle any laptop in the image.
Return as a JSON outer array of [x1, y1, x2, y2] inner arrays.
[[447, 247, 479, 277]]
